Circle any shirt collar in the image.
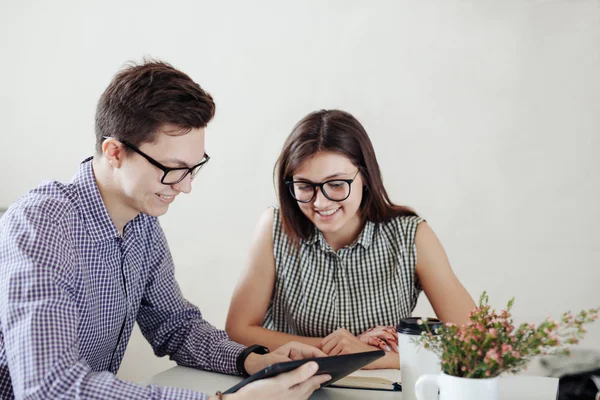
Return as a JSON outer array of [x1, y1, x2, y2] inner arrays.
[[304, 220, 377, 251], [73, 157, 146, 243]]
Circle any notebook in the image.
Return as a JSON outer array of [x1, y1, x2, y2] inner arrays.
[[330, 368, 402, 391]]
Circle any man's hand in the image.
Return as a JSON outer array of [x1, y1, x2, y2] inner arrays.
[[244, 341, 327, 376], [320, 328, 378, 356], [229, 362, 331, 400]]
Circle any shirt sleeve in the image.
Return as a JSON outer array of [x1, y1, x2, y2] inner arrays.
[[136, 221, 245, 375], [0, 205, 210, 399]]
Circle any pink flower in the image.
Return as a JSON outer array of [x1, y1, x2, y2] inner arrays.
[[486, 370, 491, 377], [501, 344, 513, 353], [461, 366, 467, 372], [485, 349, 500, 363]]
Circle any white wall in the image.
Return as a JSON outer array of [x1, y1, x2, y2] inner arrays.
[[1, 0, 599, 384]]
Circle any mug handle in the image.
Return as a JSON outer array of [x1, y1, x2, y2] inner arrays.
[[415, 374, 441, 400]]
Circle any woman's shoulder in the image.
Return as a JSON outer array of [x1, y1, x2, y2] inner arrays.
[[384, 213, 424, 229], [376, 214, 425, 243], [255, 206, 277, 233]]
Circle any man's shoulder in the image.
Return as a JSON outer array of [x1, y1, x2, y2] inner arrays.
[[0, 181, 79, 280], [4, 180, 78, 230], [21, 179, 75, 213]]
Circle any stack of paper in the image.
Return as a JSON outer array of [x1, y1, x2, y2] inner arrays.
[[330, 369, 401, 391]]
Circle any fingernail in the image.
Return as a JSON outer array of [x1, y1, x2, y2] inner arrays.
[[309, 362, 318, 373], [386, 346, 391, 351]]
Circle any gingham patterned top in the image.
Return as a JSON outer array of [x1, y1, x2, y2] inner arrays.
[[263, 207, 424, 337], [0, 158, 244, 400]]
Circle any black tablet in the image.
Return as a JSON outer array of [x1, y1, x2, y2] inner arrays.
[[223, 350, 385, 394]]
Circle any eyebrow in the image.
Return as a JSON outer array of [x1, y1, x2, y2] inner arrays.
[[162, 158, 191, 168], [294, 172, 350, 181], [160, 153, 208, 168]]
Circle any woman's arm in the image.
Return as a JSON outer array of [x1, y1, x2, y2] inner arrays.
[[225, 208, 322, 350], [415, 222, 476, 325]]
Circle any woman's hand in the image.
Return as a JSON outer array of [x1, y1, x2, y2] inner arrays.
[[230, 362, 331, 400], [320, 328, 400, 370], [357, 326, 398, 353], [320, 328, 379, 356]]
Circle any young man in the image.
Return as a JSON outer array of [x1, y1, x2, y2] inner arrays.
[[0, 61, 330, 399]]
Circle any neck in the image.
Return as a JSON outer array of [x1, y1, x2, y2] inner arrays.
[[322, 213, 365, 252], [92, 156, 138, 235]]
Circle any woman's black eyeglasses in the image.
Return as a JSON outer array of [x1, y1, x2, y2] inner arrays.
[[103, 136, 210, 185], [285, 170, 360, 203]]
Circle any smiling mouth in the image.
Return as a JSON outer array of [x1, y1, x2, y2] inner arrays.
[[156, 194, 175, 200], [315, 208, 340, 216]]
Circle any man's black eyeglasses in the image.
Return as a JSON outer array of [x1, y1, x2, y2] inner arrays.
[[103, 136, 210, 185]]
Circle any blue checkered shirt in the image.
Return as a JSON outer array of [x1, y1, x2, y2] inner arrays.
[[0, 158, 245, 399]]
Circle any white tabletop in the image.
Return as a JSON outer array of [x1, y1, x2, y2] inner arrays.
[[146, 366, 558, 400]]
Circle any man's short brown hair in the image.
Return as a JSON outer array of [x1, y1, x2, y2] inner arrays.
[[95, 60, 215, 153]]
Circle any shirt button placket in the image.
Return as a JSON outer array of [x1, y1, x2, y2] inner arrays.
[[335, 252, 348, 329]]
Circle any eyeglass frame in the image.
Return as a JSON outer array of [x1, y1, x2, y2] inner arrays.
[[285, 169, 360, 203], [102, 136, 210, 185]]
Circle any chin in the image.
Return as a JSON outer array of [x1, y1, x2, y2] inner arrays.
[[142, 204, 169, 217], [313, 218, 345, 233]]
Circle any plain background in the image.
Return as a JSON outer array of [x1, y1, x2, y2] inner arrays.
[[1, 0, 599, 384]]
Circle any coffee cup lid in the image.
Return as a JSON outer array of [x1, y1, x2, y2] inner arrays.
[[396, 317, 443, 335]]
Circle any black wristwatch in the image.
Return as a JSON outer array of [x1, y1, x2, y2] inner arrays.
[[236, 344, 270, 377]]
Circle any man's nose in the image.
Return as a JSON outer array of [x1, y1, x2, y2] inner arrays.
[[171, 173, 193, 194]]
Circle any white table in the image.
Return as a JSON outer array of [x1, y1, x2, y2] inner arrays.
[[146, 366, 559, 399]]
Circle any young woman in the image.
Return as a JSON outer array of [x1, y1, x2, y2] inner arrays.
[[226, 109, 475, 369]]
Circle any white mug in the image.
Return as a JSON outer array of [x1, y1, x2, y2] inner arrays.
[[397, 317, 443, 400], [415, 372, 499, 400]]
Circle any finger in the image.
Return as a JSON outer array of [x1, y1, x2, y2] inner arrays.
[[271, 354, 293, 364], [291, 374, 332, 399], [321, 337, 338, 355], [367, 337, 386, 350], [320, 331, 338, 348], [383, 333, 398, 343], [384, 327, 397, 335], [358, 333, 373, 345], [289, 345, 327, 360], [378, 336, 398, 353], [337, 328, 353, 338], [329, 342, 344, 356], [278, 361, 319, 388], [274, 342, 326, 360]]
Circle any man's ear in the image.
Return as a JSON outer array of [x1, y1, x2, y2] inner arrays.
[[102, 138, 125, 168]]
